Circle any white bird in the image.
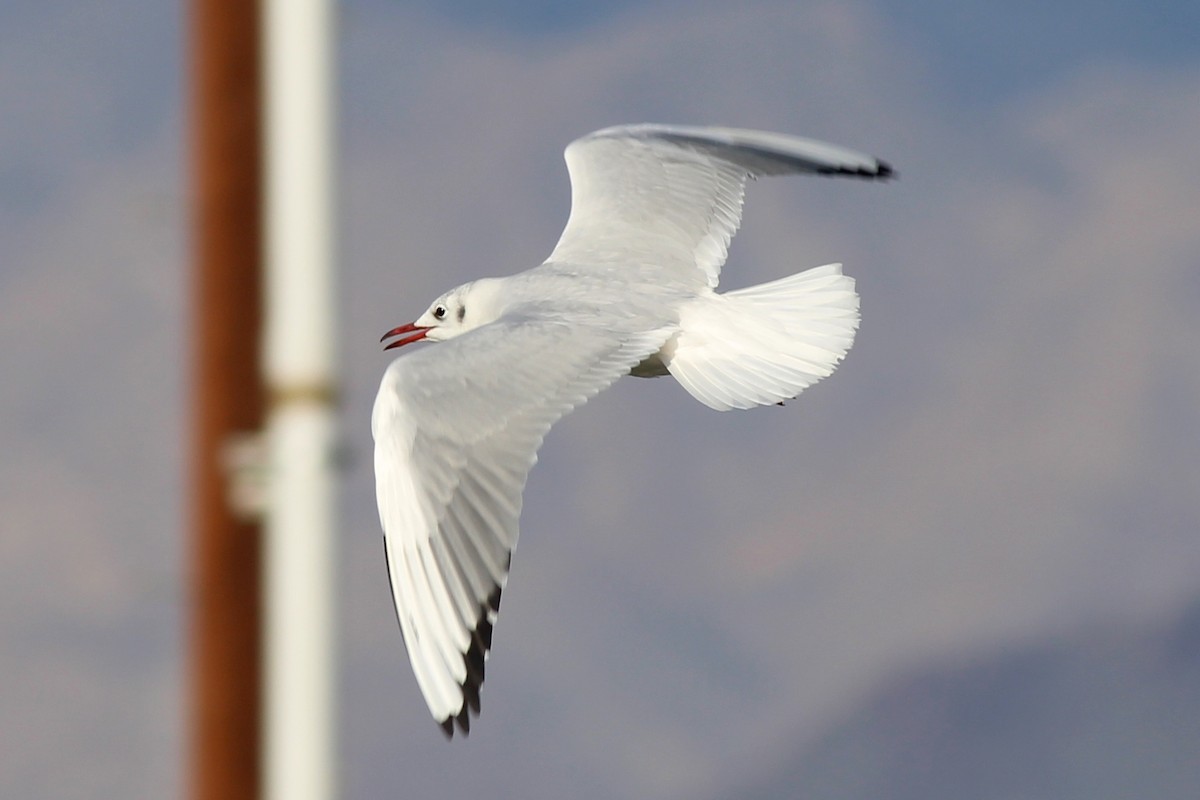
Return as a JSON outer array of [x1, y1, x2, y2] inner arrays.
[[373, 123, 892, 737]]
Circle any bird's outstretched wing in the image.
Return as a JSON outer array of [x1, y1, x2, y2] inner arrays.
[[545, 123, 892, 289], [372, 315, 669, 737]]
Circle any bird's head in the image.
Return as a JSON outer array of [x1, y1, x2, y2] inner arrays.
[[381, 278, 505, 350]]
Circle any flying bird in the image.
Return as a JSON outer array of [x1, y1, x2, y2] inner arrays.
[[373, 123, 892, 737]]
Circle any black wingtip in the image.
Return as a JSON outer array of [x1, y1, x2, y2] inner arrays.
[[437, 705, 472, 740], [456, 706, 471, 736], [437, 585, 505, 741], [816, 158, 896, 181]]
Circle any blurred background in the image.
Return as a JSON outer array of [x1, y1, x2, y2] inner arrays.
[[3, 0, 1199, 797]]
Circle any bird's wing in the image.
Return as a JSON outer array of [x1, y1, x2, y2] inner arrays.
[[372, 314, 669, 737], [545, 123, 892, 289]]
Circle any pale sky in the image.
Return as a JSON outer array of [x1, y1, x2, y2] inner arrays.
[[2, 1, 1199, 798]]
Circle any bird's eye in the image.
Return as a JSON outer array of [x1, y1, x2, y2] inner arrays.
[[433, 305, 446, 320]]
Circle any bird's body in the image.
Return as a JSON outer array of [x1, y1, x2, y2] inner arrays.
[[373, 124, 892, 736]]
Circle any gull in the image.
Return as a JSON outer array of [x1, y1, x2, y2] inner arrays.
[[374, 123, 892, 737]]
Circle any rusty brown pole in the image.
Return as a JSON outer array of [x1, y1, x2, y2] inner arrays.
[[189, 0, 264, 798]]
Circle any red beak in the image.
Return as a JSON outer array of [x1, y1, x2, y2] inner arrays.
[[381, 322, 430, 350]]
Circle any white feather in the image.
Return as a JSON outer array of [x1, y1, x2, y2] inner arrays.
[[662, 264, 860, 411]]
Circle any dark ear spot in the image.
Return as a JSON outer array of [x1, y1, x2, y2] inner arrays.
[[457, 306, 466, 322]]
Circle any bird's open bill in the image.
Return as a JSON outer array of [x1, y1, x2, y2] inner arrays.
[[381, 322, 430, 350]]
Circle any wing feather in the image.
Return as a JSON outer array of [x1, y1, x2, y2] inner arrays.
[[373, 315, 669, 736], [546, 123, 891, 288]]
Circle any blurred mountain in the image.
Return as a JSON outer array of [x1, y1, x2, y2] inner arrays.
[[727, 597, 1200, 800]]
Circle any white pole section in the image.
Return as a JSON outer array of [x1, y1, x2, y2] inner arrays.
[[262, 0, 337, 798]]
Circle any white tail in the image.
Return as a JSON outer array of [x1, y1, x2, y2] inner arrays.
[[662, 263, 860, 411]]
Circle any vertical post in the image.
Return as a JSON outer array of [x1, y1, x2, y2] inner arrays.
[[262, 1, 338, 798], [189, 0, 263, 799]]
